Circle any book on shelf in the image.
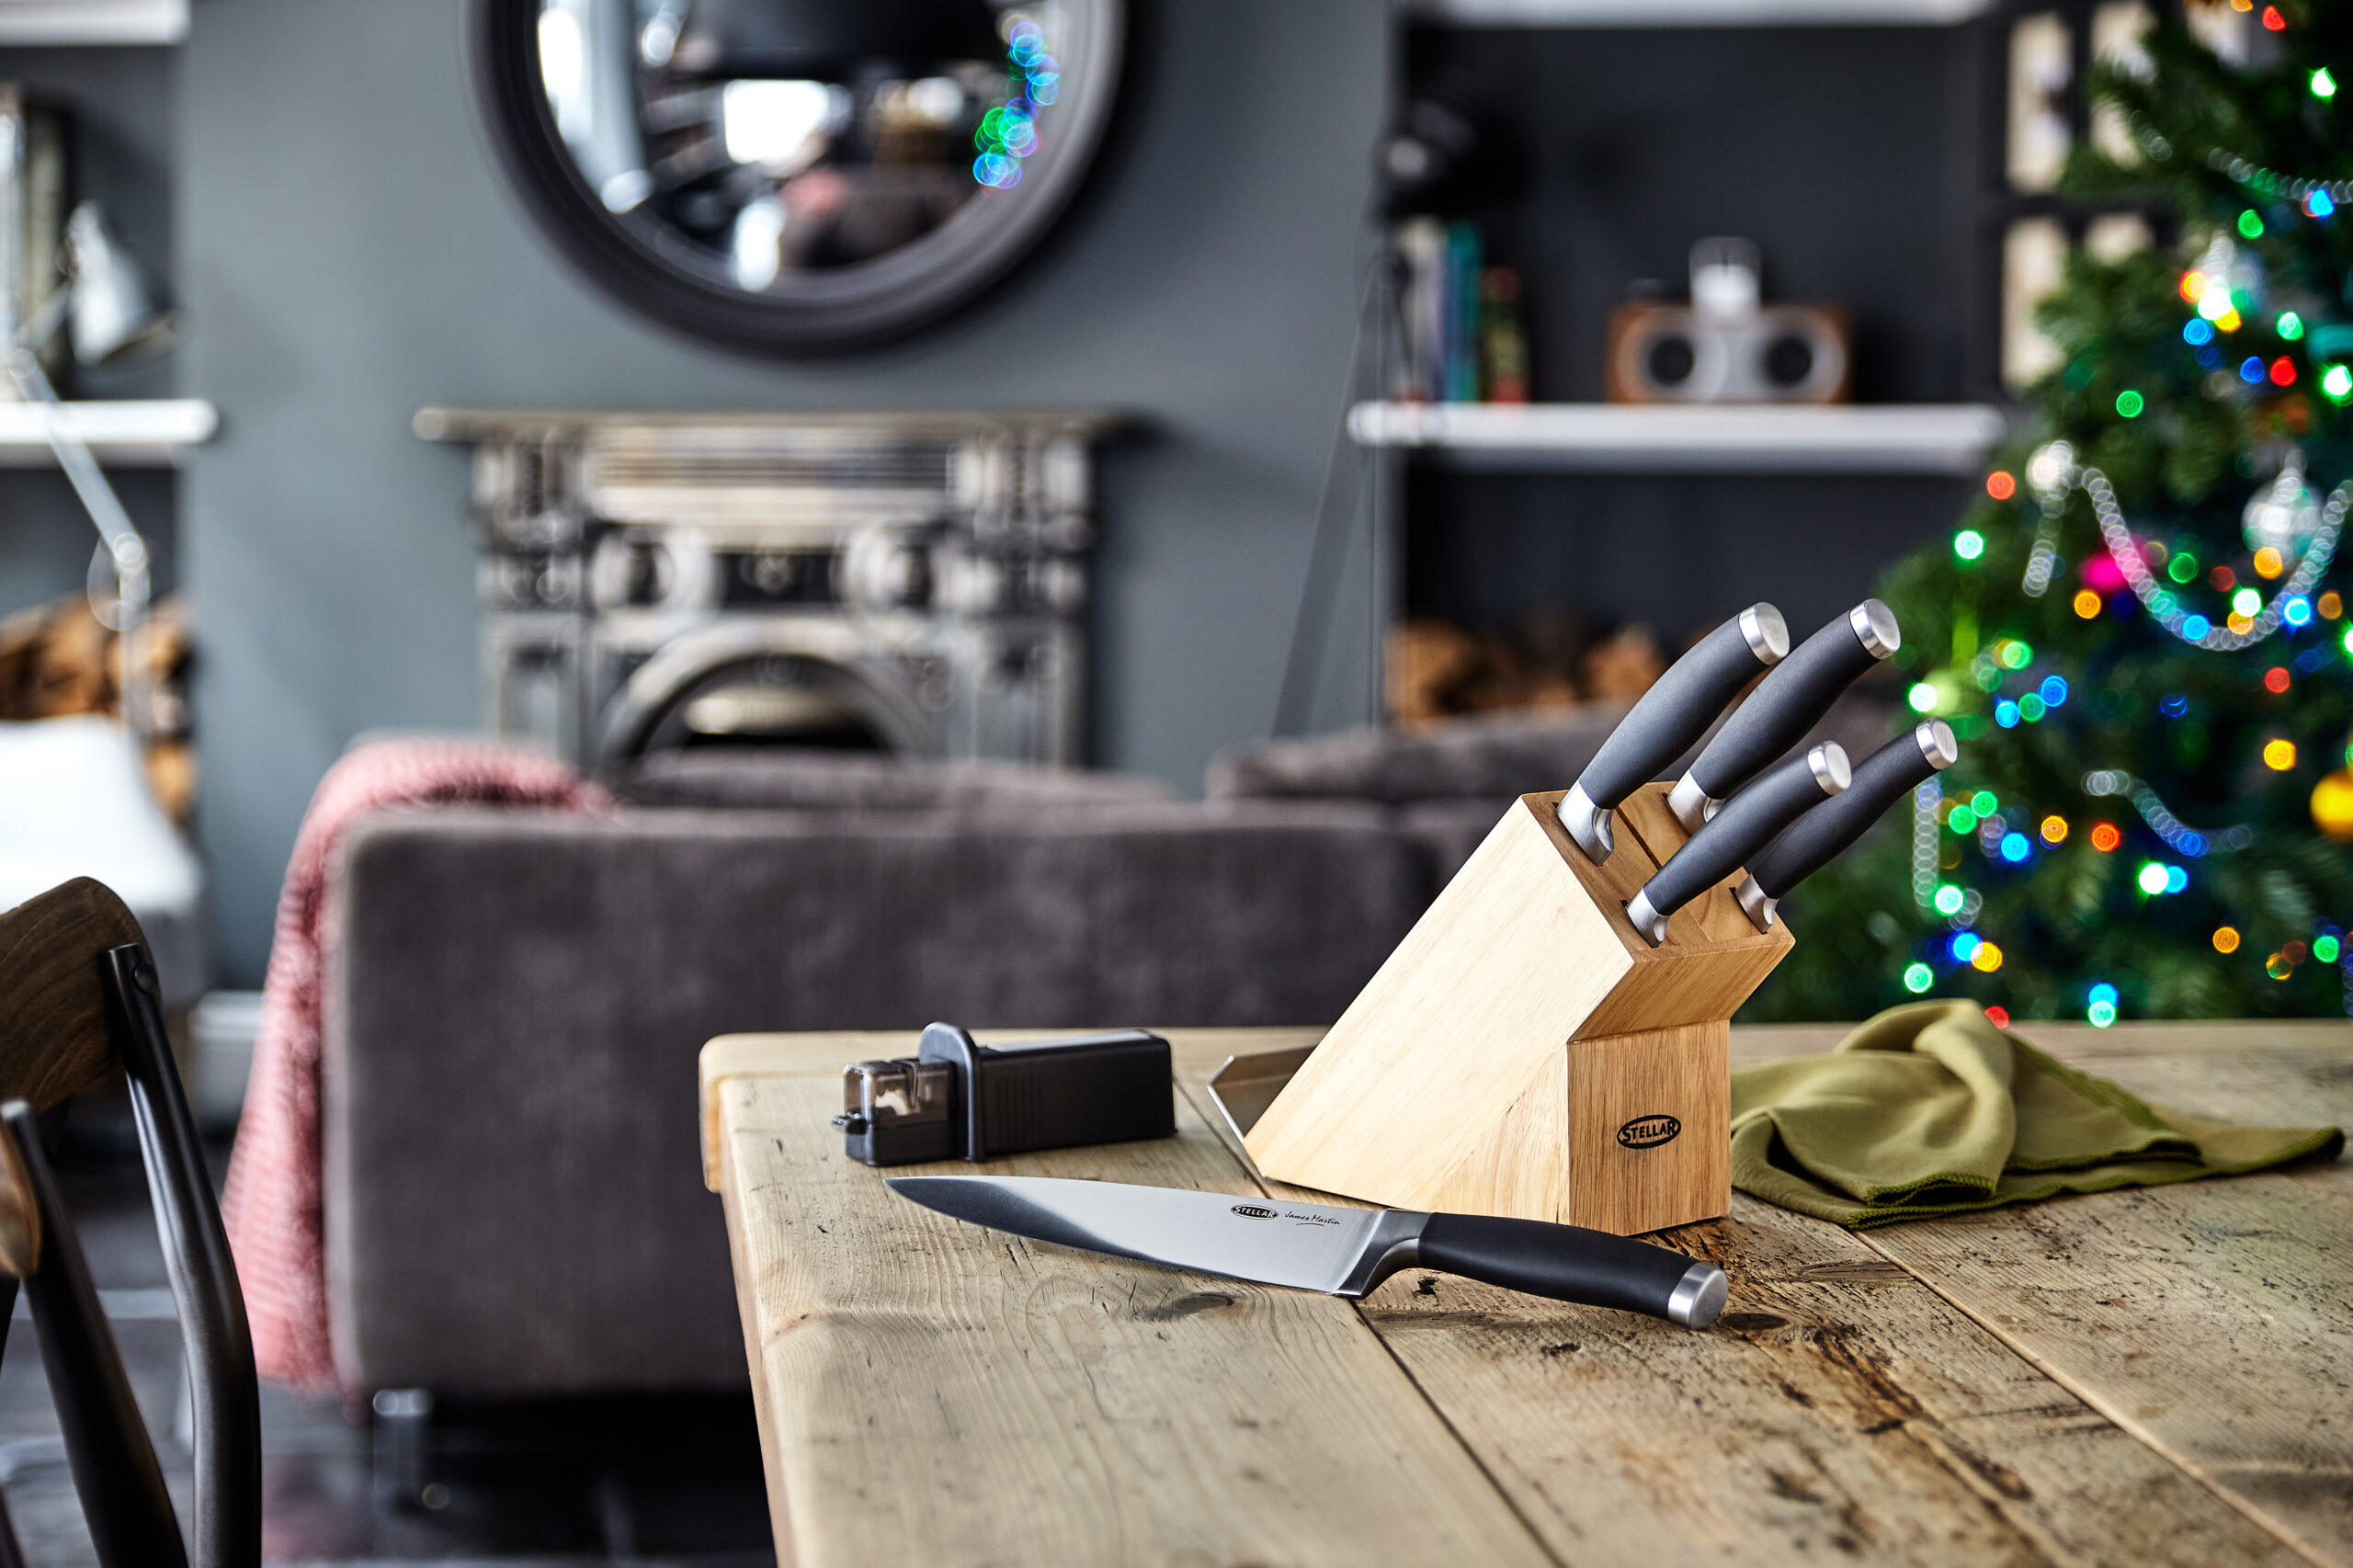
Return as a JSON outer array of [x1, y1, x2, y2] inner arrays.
[[1392, 217, 1529, 405]]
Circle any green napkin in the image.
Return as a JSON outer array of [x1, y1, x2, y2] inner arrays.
[[1730, 999, 2344, 1228]]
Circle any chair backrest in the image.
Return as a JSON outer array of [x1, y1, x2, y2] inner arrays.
[[0, 876, 140, 1109], [0, 878, 259, 1568]]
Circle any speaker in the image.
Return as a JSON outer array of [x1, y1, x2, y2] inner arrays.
[[1606, 301, 1851, 404]]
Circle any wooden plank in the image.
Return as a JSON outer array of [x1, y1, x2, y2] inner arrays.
[[1177, 1066, 2321, 1568], [1862, 1172, 2352, 1565], [1724, 1018, 2353, 1564], [711, 1071, 1553, 1568]]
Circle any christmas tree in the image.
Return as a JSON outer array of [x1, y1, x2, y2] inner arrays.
[[1754, 0, 2353, 1025]]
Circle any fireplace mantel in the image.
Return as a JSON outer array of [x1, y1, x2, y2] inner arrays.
[[418, 407, 1124, 769]]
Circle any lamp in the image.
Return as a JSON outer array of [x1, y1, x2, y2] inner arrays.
[[6, 199, 178, 737]]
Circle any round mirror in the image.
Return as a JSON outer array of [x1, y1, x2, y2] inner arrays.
[[473, 0, 1123, 355]]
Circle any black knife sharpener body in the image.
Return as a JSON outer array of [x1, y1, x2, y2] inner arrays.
[[1669, 600, 1897, 830], [834, 1023, 1175, 1165]]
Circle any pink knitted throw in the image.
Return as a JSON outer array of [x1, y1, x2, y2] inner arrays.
[[219, 737, 611, 1394]]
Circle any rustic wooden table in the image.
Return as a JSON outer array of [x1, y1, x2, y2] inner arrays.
[[699, 1022, 2350, 1568]]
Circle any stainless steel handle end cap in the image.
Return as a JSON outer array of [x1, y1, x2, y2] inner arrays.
[[1808, 742, 1852, 796], [1917, 718, 1959, 770], [1740, 602, 1790, 665], [1556, 784, 1614, 862], [1849, 599, 1901, 660], [1668, 1260, 1729, 1328]]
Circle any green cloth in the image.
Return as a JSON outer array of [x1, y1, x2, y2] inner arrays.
[[1730, 1000, 2345, 1229]]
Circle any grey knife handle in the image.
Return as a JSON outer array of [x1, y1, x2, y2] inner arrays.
[[1409, 1213, 1727, 1328], [1629, 744, 1848, 944], [1558, 603, 1788, 861], [1738, 722, 1958, 926], [1669, 600, 1897, 830]]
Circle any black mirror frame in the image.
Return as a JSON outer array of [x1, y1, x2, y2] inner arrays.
[[470, 0, 1126, 357]]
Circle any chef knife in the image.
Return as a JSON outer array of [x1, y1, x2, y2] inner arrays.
[[1736, 720, 1958, 930], [1556, 602, 1790, 863], [1666, 600, 1899, 833], [888, 1175, 1728, 1328], [1626, 743, 1849, 946]]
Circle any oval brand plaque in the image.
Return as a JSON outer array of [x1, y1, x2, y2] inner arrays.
[[1617, 1114, 1681, 1150], [1230, 1204, 1278, 1219]]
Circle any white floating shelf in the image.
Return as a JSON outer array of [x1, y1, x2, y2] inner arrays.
[[1347, 402, 2008, 475], [0, 0, 188, 44], [1404, 0, 1991, 25], [0, 399, 217, 466]]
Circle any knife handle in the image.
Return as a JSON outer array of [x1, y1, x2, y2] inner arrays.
[[1557, 604, 1788, 862], [1628, 744, 1848, 945], [1668, 600, 1898, 831], [1415, 1213, 1728, 1328], [1737, 721, 1958, 928]]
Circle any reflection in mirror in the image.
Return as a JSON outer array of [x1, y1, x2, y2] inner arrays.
[[532, 0, 1076, 295]]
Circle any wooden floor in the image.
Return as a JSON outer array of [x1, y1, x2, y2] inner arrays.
[[702, 1021, 2352, 1568]]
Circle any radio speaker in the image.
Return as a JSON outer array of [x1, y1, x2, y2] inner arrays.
[[1606, 301, 1851, 405]]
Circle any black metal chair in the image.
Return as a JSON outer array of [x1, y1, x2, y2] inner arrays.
[[0, 877, 259, 1568]]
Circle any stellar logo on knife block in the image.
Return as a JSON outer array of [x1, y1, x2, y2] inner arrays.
[[1243, 600, 1914, 1238]]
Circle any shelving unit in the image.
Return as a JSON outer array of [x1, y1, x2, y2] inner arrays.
[[0, 399, 216, 466], [1347, 402, 2008, 474], [0, 0, 187, 46]]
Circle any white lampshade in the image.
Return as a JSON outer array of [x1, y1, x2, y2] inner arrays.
[[63, 201, 174, 367]]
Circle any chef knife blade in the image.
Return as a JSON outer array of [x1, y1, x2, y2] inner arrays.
[[1666, 600, 1898, 833], [888, 1175, 1728, 1328], [1626, 743, 1849, 946], [1736, 720, 1958, 930], [1557, 603, 1790, 863]]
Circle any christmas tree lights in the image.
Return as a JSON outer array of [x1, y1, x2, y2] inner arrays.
[[1749, 2, 2353, 1024]]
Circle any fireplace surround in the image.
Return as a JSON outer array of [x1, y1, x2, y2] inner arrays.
[[415, 407, 1117, 771]]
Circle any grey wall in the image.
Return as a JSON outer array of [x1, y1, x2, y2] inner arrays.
[[182, 0, 1389, 984]]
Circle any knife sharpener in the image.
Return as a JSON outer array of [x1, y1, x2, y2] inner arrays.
[[1243, 782, 1790, 1237], [833, 1023, 1175, 1165]]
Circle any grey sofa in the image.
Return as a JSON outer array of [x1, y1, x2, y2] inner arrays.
[[324, 699, 1895, 1397]]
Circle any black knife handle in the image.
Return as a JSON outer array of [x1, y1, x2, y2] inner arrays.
[[1559, 604, 1788, 860], [1671, 600, 1898, 829], [1416, 1213, 1727, 1327], [1629, 744, 1848, 943], [1741, 722, 1959, 923]]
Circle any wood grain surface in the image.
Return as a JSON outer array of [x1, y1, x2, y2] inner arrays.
[[1243, 786, 1786, 1225], [708, 1022, 2353, 1568], [0, 878, 141, 1111], [714, 1070, 1553, 1568]]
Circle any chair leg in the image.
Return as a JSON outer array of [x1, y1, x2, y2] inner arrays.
[[0, 1101, 188, 1568], [0, 1278, 21, 1568], [370, 1388, 438, 1512], [99, 945, 261, 1568]]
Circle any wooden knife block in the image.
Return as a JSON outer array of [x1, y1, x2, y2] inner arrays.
[[1245, 783, 1791, 1235]]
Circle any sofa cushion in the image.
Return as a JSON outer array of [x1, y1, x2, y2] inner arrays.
[[610, 749, 1176, 812]]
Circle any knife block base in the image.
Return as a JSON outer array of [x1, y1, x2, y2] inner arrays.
[[1243, 784, 1788, 1236]]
